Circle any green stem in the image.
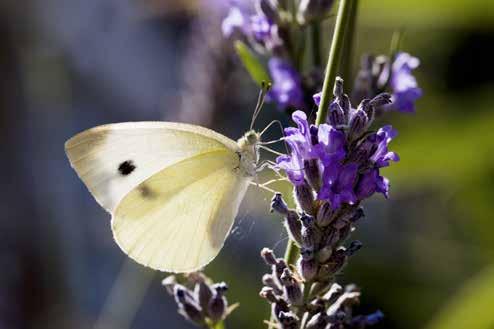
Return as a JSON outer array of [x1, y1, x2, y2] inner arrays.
[[312, 23, 322, 67], [315, 0, 356, 126], [211, 321, 225, 329], [341, 0, 359, 85]]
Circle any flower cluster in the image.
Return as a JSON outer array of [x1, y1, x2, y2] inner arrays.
[[222, 0, 332, 111], [162, 273, 235, 327], [278, 77, 398, 209], [352, 52, 423, 113]]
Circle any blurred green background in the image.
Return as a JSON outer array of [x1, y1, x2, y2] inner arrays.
[[0, 0, 493, 329]]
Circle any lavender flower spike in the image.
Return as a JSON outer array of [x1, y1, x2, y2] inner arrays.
[[268, 58, 305, 109], [390, 52, 423, 113], [319, 162, 358, 209]]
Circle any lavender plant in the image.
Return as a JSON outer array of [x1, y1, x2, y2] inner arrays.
[[164, 0, 422, 328]]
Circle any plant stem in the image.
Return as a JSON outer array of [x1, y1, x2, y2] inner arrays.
[[315, 0, 356, 126], [312, 23, 322, 67], [341, 0, 359, 85]]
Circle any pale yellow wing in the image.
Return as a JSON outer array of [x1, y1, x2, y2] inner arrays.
[[112, 149, 251, 273], [65, 122, 238, 212]]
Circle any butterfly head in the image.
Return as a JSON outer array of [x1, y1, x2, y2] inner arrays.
[[238, 130, 261, 150], [237, 130, 260, 176]]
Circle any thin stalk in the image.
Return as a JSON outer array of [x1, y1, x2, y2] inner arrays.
[[315, 0, 356, 126], [341, 0, 359, 85]]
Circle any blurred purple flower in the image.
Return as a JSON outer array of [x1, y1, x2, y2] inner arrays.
[[390, 52, 422, 113], [250, 14, 272, 41], [268, 58, 304, 109], [222, 6, 249, 38], [319, 162, 358, 209]]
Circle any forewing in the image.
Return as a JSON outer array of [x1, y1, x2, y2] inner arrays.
[[65, 122, 238, 212], [111, 149, 252, 273]]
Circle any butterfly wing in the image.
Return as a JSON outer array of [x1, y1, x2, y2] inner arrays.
[[111, 149, 252, 272], [65, 122, 238, 212]]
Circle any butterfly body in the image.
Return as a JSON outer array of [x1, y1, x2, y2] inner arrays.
[[65, 122, 261, 273]]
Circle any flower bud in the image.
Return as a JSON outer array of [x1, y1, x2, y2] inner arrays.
[[300, 213, 318, 248], [322, 283, 343, 303], [178, 303, 204, 325], [326, 248, 347, 274], [338, 93, 351, 117], [284, 211, 303, 246], [272, 300, 290, 322], [273, 259, 288, 280], [328, 102, 346, 127], [316, 202, 333, 227], [304, 159, 321, 192], [271, 193, 289, 215], [358, 99, 374, 125], [261, 248, 278, 266], [322, 228, 340, 250], [298, 257, 318, 281], [348, 108, 369, 141], [213, 282, 228, 294], [333, 76, 344, 98], [294, 182, 315, 215], [347, 240, 363, 256], [370, 92, 392, 108], [195, 281, 213, 311], [333, 207, 364, 229], [316, 245, 332, 263], [280, 268, 303, 305], [208, 291, 227, 322], [278, 311, 299, 329], [306, 312, 330, 329], [262, 274, 283, 295], [260, 286, 278, 303], [174, 285, 194, 305]]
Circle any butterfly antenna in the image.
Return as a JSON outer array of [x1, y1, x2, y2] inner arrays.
[[250, 81, 272, 130]]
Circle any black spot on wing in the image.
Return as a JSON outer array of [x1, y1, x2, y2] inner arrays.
[[118, 160, 136, 176]]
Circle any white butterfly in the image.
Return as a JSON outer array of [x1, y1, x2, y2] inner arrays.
[[65, 122, 265, 273]]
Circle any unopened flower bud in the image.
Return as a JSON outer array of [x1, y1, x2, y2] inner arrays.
[[306, 312, 330, 329], [316, 245, 332, 263], [195, 281, 213, 311], [322, 283, 343, 303], [370, 92, 392, 108], [316, 202, 333, 227], [271, 193, 289, 215], [294, 182, 315, 215], [358, 99, 374, 124], [300, 214, 321, 249], [333, 207, 364, 229], [272, 300, 290, 322], [326, 248, 347, 274], [338, 93, 351, 116], [328, 102, 346, 126], [304, 159, 321, 192], [261, 248, 278, 265], [348, 108, 369, 141], [208, 292, 227, 322], [322, 228, 340, 250], [347, 240, 363, 256], [174, 285, 194, 305], [273, 259, 288, 279], [213, 282, 228, 294], [333, 76, 344, 97], [280, 268, 303, 305], [178, 302, 204, 325], [284, 211, 303, 246], [260, 286, 278, 303], [298, 257, 318, 281], [262, 274, 283, 295], [278, 311, 299, 329]]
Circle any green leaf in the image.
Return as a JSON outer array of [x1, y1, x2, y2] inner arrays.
[[234, 41, 271, 86], [424, 265, 494, 329]]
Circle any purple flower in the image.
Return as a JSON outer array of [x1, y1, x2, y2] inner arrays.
[[390, 52, 422, 113], [318, 162, 358, 209], [314, 124, 346, 165], [268, 58, 304, 109], [355, 169, 390, 199], [313, 92, 321, 106], [250, 14, 272, 41], [276, 111, 315, 185], [222, 6, 249, 38], [369, 125, 399, 168]]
